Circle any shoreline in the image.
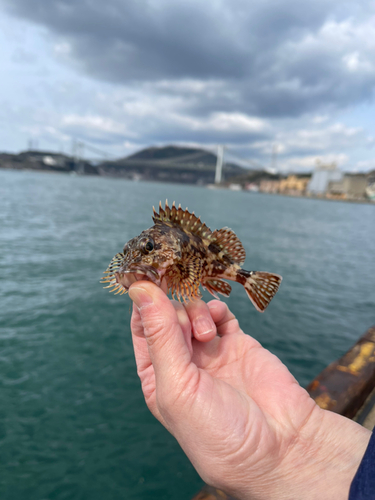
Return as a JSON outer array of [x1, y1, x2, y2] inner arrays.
[[255, 190, 375, 205], [1, 166, 374, 205]]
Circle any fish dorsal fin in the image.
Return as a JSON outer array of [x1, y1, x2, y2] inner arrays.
[[212, 227, 246, 265], [152, 201, 213, 240]]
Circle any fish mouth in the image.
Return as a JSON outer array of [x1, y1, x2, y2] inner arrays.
[[116, 266, 161, 290], [101, 258, 161, 295]]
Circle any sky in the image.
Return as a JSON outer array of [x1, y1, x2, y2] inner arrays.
[[0, 0, 375, 172]]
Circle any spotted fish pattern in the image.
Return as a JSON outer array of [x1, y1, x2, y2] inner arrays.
[[101, 201, 282, 312]]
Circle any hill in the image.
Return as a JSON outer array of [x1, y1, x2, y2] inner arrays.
[[0, 145, 249, 185], [126, 145, 218, 164], [0, 150, 98, 175], [98, 145, 245, 184]]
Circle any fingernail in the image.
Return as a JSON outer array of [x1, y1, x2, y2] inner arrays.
[[129, 286, 154, 309], [193, 316, 215, 337]]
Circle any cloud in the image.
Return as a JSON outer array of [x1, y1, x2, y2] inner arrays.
[[172, 112, 267, 134], [1, 0, 375, 170], [11, 46, 37, 64], [232, 121, 367, 154], [276, 123, 366, 155], [61, 114, 137, 141], [312, 115, 329, 124], [280, 153, 349, 172], [2, 0, 375, 119], [352, 159, 375, 172]]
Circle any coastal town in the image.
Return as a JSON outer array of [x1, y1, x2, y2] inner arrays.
[[253, 162, 375, 202], [1, 146, 374, 203]]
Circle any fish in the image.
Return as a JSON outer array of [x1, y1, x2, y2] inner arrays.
[[101, 201, 282, 312]]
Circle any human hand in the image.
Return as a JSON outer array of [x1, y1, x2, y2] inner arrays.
[[129, 282, 370, 500]]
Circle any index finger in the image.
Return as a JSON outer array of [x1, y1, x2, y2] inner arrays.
[[184, 299, 216, 342], [207, 301, 242, 337]]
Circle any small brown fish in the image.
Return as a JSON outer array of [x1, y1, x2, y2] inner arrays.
[[101, 201, 282, 312]]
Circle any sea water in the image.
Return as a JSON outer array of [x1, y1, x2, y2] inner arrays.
[[0, 169, 374, 499]]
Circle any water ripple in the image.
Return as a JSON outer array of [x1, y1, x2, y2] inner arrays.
[[0, 170, 374, 500]]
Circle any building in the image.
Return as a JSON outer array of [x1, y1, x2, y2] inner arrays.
[[307, 162, 342, 195], [366, 182, 375, 200], [259, 179, 280, 193], [279, 175, 310, 195], [328, 175, 368, 200], [245, 183, 259, 192]]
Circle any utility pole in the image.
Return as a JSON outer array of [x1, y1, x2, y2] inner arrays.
[[271, 144, 278, 172], [76, 141, 85, 174], [215, 145, 224, 184], [72, 139, 77, 161], [72, 139, 80, 172]]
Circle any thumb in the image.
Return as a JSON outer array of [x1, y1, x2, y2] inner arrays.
[[129, 282, 192, 385]]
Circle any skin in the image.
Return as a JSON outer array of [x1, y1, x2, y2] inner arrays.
[[129, 281, 371, 500]]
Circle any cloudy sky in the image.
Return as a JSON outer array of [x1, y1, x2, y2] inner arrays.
[[1, 0, 375, 172]]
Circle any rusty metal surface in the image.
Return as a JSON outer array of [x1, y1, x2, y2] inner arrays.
[[306, 326, 375, 418]]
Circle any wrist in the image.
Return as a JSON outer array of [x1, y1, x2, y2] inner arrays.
[[225, 406, 371, 500], [279, 408, 370, 499]]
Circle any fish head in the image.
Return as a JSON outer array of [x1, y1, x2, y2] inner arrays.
[[102, 225, 181, 293]]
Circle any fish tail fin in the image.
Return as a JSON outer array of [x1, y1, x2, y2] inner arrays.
[[237, 270, 282, 312]]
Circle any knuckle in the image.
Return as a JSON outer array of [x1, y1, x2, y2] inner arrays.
[[229, 318, 240, 331], [143, 314, 174, 348], [156, 368, 200, 417]]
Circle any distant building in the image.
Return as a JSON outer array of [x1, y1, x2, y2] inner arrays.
[[279, 175, 310, 195], [0, 150, 99, 175], [307, 162, 342, 195], [259, 180, 280, 193], [328, 175, 368, 200], [245, 183, 259, 192], [228, 183, 242, 191], [366, 182, 375, 201]]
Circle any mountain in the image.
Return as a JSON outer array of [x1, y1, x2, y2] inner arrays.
[[0, 145, 248, 185], [125, 145, 218, 165], [98, 145, 245, 184], [0, 150, 98, 175]]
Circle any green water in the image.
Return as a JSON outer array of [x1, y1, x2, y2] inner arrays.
[[0, 169, 374, 500]]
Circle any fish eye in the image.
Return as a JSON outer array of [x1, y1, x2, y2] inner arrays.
[[141, 238, 154, 254], [145, 240, 154, 252]]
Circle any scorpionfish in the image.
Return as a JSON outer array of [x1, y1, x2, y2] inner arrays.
[[101, 201, 282, 312]]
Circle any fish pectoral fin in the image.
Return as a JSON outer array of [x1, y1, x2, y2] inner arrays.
[[212, 227, 246, 265], [166, 256, 202, 301], [202, 278, 232, 299]]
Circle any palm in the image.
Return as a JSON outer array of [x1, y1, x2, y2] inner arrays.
[[131, 299, 317, 486], [130, 285, 371, 500]]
